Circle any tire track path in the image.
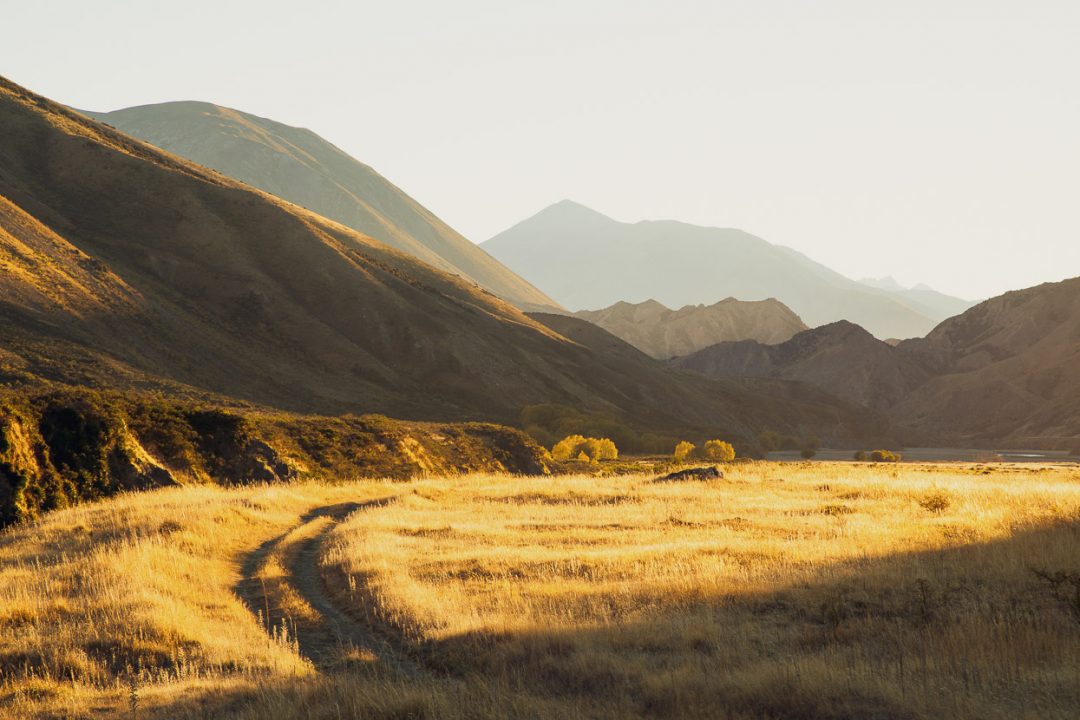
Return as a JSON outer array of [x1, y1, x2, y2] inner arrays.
[[236, 498, 422, 678]]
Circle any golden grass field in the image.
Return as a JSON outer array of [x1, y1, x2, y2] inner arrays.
[[2, 462, 1079, 719]]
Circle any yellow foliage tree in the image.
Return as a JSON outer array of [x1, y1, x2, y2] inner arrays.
[[552, 435, 618, 463], [552, 434, 587, 461], [702, 439, 736, 462], [673, 441, 696, 461]]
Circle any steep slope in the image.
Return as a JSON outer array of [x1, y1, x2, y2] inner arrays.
[[0, 76, 886, 447], [673, 321, 932, 411], [84, 101, 560, 312], [574, 298, 807, 359], [482, 200, 956, 338], [895, 277, 1080, 445]]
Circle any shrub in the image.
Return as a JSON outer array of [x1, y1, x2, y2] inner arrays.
[[551, 435, 617, 463], [551, 434, 587, 461], [801, 448, 817, 459], [673, 441, 696, 462], [870, 449, 901, 463], [919, 492, 951, 513], [853, 450, 868, 461], [585, 437, 618, 462], [702, 439, 736, 463]]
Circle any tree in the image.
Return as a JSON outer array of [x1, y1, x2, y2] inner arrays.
[[552, 435, 618, 463], [801, 448, 817, 459], [552, 434, 587, 461], [870, 449, 901, 463], [702, 439, 736, 462], [673, 441, 696, 462], [853, 450, 868, 461]]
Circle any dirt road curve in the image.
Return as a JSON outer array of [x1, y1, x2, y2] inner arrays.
[[236, 498, 422, 678]]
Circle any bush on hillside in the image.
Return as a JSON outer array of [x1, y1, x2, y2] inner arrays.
[[673, 441, 696, 462], [702, 439, 736, 463], [871, 449, 901, 463]]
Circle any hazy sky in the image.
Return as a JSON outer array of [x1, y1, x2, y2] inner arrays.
[[4, 1, 1078, 299]]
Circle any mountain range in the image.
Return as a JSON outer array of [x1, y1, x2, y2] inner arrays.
[[0, 76, 885, 451], [482, 200, 975, 339], [574, 298, 807, 359], [674, 277, 1080, 448]]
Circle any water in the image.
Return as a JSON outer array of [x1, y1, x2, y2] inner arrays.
[[766, 447, 1079, 463]]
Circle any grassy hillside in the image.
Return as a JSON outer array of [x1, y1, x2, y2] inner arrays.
[[2, 464, 1078, 718], [0, 388, 550, 525], [84, 102, 561, 313]]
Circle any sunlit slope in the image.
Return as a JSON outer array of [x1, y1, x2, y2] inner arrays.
[[0, 76, 884, 444], [85, 101, 561, 312]]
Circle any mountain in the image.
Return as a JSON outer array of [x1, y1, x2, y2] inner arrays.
[[573, 298, 807, 359], [482, 200, 969, 339], [672, 321, 931, 411], [895, 277, 1080, 446], [83, 101, 560, 313], [675, 277, 1080, 448], [0, 76, 888, 449]]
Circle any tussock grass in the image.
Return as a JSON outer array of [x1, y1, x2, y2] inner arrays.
[[325, 463, 1080, 719], [1, 463, 1078, 718]]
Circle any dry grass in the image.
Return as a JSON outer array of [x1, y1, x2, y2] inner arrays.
[[1, 463, 1079, 718]]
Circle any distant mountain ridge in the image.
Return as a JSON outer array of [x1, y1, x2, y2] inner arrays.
[[674, 277, 1080, 448], [482, 200, 975, 339], [574, 298, 807, 359], [672, 321, 932, 411], [84, 101, 561, 312]]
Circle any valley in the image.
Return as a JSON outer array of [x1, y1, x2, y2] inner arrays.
[[2, 8, 1078, 717]]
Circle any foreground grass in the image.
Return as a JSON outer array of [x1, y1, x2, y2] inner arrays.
[[1, 463, 1079, 718]]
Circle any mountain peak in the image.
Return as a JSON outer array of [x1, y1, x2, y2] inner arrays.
[[535, 199, 616, 224]]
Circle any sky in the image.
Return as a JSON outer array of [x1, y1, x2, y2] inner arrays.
[[3, 0, 1078, 300]]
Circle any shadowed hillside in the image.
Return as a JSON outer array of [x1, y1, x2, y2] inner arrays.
[[675, 277, 1080, 448], [483, 200, 973, 339], [673, 321, 932, 411], [574, 297, 807, 359], [84, 102, 561, 313], [896, 277, 1080, 446]]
